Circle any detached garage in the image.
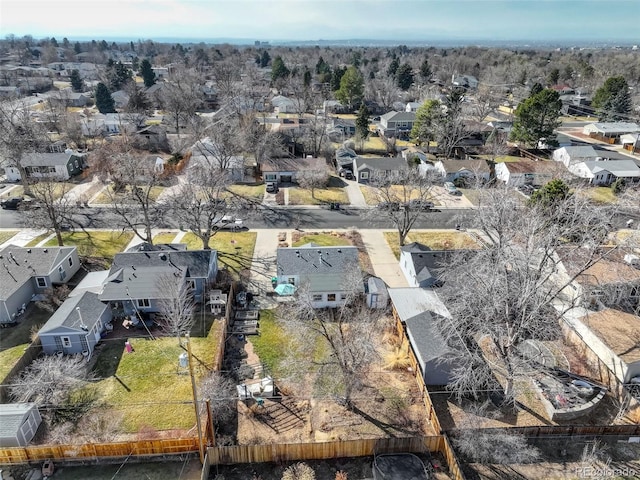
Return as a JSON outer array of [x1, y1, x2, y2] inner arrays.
[[0, 403, 42, 447]]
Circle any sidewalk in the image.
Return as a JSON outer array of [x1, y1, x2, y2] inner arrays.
[[359, 230, 409, 288], [0, 229, 49, 248], [249, 229, 282, 308]]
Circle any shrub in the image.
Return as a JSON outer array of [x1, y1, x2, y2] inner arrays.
[[281, 462, 315, 480]]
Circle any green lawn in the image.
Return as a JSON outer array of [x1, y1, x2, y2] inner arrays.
[[0, 344, 29, 382], [152, 232, 178, 244], [384, 231, 481, 259], [292, 233, 352, 247], [93, 185, 165, 204], [582, 187, 618, 204], [25, 232, 52, 247], [91, 316, 224, 432], [250, 310, 288, 376], [43, 231, 135, 260], [227, 184, 266, 201], [182, 232, 257, 278], [458, 188, 482, 206], [0, 231, 18, 244]]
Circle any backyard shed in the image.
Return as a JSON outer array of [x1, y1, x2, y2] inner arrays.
[[0, 403, 42, 447], [366, 276, 389, 309]]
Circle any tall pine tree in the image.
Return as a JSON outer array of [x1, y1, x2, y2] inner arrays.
[[95, 82, 116, 113], [69, 70, 83, 92], [139, 59, 156, 88]]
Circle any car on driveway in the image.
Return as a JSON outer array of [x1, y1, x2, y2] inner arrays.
[[1, 197, 23, 210], [266, 182, 278, 193], [444, 182, 461, 196]]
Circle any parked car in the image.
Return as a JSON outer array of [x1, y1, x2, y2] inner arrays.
[[444, 182, 461, 196], [266, 182, 278, 193], [517, 184, 535, 195], [338, 169, 355, 180], [217, 215, 244, 230], [405, 199, 435, 211], [377, 201, 400, 211], [0, 197, 23, 210]]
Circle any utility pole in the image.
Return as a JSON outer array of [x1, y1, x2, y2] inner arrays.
[[186, 334, 205, 464]]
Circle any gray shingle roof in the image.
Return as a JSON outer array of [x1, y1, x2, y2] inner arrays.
[[0, 403, 39, 440], [0, 246, 75, 301], [110, 250, 215, 279], [354, 156, 409, 172], [21, 152, 77, 167], [381, 111, 416, 122], [100, 265, 185, 301], [39, 291, 108, 334], [583, 159, 640, 177]]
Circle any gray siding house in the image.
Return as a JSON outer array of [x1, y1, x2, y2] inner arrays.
[[0, 246, 80, 325], [276, 244, 363, 308], [378, 111, 416, 138], [399, 243, 450, 288], [4, 150, 87, 182], [352, 156, 409, 184], [100, 248, 218, 315], [389, 288, 461, 385], [39, 291, 112, 357], [0, 403, 42, 447]]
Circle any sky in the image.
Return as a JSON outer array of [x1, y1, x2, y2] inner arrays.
[[1, 0, 639, 44]]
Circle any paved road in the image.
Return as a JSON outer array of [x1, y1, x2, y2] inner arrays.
[[0, 206, 476, 230]]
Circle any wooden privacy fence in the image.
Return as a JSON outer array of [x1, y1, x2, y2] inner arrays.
[[449, 424, 640, 439], [0, 338, 42, 403], [0, 438, 199, 465], [207, 436, 441, 465]]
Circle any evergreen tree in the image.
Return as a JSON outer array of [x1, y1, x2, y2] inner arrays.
[[303, 68, 312, 87], [50, 37, 58, 47], [139, 59, 156, 88], [62, 37, 70, 48], [260, 50, 271, 68], [419, 59, 432, 82], [108, 61, 133, 91], [396, 63, 414, 90], [69, 69, 83, 92], [387, 57, 400, 78], [529, 82, 544, 97], [330, 66, 346, 92], [592, 76, 631, 121], [356, 104, 370, 140], [510, 88, 561, 147], [95, 82, 116, 113], [271, 56, 289, 82], [335, 66, 364, 111]]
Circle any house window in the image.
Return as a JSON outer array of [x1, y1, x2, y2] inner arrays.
[[137, 299, 151, 308], [312, 294, 323, 302], [327, 293, 336, 302], [36, 277, 47, 288], [360, 171, 369, 180], [61, 336, 72, 348], [68, 257, 73, 267], [265, 174, 277, 181], [58, 265, 66, 280], [287, 277, 296, 285]]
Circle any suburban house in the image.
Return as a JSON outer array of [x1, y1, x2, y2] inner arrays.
[[434, 159, 491, 184], [271, 95, 301, 114], [621, 133, 640, 153], [0, 403, 42, 447], [352, 156, 409, 184], [327, 117, 356, 141], [451, 74, 479, 89], [99, 248, 218, 315], [582, 122, 640, 143], [399, 243, 452, 288], [563, 308, 640, 385], [133, 124, 169, 153], [189, 137, 246, 182], [49, 91, 91, 108], [0, 246, 80, 325], [39, 291, 112, 357], [406, 102, 422, 112], [4, 150, 87, 182], [388, 287, 461, 385], [275, 244, 363, 308], [111, 89, 130, 109], [494, 159, 560, 187], [261, 156, 327, 184], [335, 146, 358, 171], [80, 113, 144, 137], [565, 159, 640, 186], [377, 111, 416, 139], [322, 100, 345, 114], [557, 249, 640, 310], [0, 86, 20, 98], [553, 146, 605, 167]]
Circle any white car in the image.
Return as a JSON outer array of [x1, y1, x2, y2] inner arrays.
[[219, 216, 244, 230], [444, 182, 461, 195]]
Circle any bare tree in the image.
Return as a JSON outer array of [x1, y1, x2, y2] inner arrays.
[[435, 187, 619, 407], [364, 168, 441, 246], [160, 68, 205, 135], [199, 371, 238, 427], [23, 177, 77, 246], [9, 354, 91, 406], [295, 168, 329, 199], [0, 97, 50, 195], [103, 149, 168, 244], [452, 428, 541, 464], [281, 270, 382, 409], [155, 272, 196, 344]]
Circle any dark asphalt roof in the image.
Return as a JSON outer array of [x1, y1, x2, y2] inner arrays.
[[100, 265, 185, 301], [401, 243, 452, 286], [110, 250, 215, 279], [39, 291, 108, 334], [0, 245, 76, 301]]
